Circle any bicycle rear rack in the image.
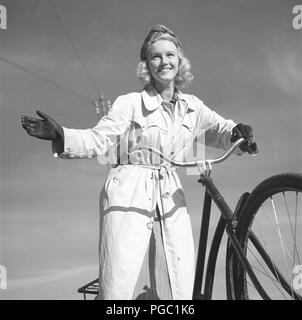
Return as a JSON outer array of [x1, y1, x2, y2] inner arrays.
[[77, 278, 99, 300]]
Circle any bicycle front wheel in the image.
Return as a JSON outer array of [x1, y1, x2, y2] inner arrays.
[[232, 173, 302, 300]]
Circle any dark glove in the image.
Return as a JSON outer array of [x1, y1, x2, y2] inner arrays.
[[231, 123, 258, 154], [21, 110, 64, 142]]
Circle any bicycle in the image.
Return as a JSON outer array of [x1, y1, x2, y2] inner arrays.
[[78, 137, 302, 300]]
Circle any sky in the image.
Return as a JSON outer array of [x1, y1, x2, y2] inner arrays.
[[0, 0, 301, 300]]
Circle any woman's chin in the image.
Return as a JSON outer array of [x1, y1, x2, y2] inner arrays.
[[155, 77, 175, 85]]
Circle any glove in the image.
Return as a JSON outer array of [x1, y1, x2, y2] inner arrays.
[[21, 110, 64, 142], [231, 123, 258, 154]]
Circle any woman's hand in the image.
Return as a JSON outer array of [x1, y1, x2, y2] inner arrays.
[[231, 123, 259, 154], [21, 110, 63, 141]]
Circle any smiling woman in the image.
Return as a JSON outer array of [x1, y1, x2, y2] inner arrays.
[[20, 24, 257, 300], [148, 40, 180, 88], [137, 25, 193, 91]]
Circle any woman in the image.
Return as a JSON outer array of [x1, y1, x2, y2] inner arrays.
[[21, 25, 257, 300]]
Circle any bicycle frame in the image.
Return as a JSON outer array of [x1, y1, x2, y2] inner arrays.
[[192, 173, 270, 300], [133, 138, 270, 300]]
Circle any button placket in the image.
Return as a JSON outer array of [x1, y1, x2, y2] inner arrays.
[[147, 169, 159, 230]]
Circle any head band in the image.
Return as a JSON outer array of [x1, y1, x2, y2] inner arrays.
[[140, 24, 183, 61]]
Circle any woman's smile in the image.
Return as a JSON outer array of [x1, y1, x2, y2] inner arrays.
[[158, 67, 172, 72], [157, 67, 173, 76]]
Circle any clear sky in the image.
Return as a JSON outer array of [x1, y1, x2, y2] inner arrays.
[[0, 0, 301, 299]]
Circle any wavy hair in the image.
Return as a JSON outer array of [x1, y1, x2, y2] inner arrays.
[[136, 51, 194, 90]]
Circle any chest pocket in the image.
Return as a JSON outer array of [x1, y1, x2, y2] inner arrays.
[[144, 121, 169, 135], [181, 117, 194, 136]]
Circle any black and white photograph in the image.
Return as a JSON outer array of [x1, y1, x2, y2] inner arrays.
[[0, 0, 301, 303]]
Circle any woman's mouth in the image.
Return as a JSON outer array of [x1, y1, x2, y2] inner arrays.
[[158, 67, 172, 72]]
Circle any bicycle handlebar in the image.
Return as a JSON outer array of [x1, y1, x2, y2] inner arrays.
[[132, 137, 249, 169]]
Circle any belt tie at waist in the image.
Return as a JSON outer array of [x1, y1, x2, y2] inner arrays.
[[119, 162, 176, 230], [133, 163, 176, 176]]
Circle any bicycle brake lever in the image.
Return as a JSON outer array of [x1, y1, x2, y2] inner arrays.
[[247, 138, 259, 156]]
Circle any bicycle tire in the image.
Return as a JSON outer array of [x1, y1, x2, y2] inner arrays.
[[227, 173, 302, 300]]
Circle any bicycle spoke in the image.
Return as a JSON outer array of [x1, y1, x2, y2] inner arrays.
[[261, 198, 297, 266], [254, 218, 267, 248], [246, 270, 288, 300], [283, 191, 300, 299], [258, 202, 295, 271], [283, 191, 300, 265], [246, 245, 288, 299], [270, 196, 290, 272], [294, 191, 300, 264], [250, 217, 286, 297]]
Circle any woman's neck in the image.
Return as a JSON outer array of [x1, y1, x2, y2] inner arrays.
[[154, 82, 175, 102]]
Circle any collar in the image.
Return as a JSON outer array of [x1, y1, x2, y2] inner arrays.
[[141, 87, 195, 112]]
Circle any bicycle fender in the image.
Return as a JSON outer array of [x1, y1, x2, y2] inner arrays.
[[232, 192, 250, 229]]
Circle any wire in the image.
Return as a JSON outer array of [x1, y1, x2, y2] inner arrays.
[[0, 54, 94, 104], [47, 0, 101, 99]]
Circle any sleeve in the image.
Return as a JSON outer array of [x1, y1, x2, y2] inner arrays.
[[52, 94, 133, 159], [193, 95, 238, 151]]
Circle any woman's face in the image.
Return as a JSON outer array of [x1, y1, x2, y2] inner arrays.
[[147, 39, 180, 87]]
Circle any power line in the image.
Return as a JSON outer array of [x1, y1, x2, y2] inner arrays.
[[0, 54, 94, 104], [47, 0, 102, 99]]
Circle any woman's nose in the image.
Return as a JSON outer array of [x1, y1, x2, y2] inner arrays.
[[161, 56, 169, 65]]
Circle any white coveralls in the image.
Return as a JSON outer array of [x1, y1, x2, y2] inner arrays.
[[53, 87, 237, 300]]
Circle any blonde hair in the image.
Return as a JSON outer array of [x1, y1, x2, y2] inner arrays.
[[136, 52, 194, 89]]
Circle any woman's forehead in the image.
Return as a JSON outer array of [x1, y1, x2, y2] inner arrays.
[[148, 40, 178, 53]]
